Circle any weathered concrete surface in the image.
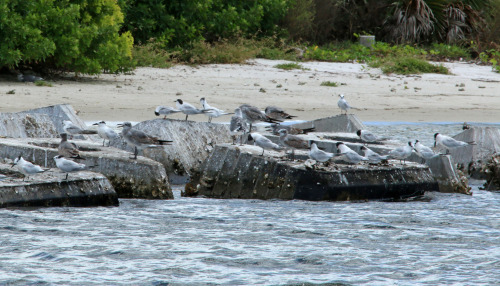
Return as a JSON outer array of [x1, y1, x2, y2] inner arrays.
[[0, 113, 59, 138], [426, 155, 471, 194], [0, 138, 172, 199], [438, 127, 500, 178], [17, 104, 87, 135], [288, 114, 366, 133], [0, 163, 118, 208], [112, 119, 232, 184], [185, 144, 438, 201]]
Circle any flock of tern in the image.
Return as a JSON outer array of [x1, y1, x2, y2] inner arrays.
[[10, 94, 475, 181]]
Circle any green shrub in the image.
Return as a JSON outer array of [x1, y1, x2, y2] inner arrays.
[[370, 56, 449, 75], [274, 62, 304, 70], [320, 81, 338, 87], [0, 0, 133, 75], [120, 0, 289, 48]]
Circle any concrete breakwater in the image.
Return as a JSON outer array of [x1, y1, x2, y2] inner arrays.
[[109, 118, 232, 184], [0, 163, 118, 208], [185, 144, 438, 201], [0, 138, 172, 199]]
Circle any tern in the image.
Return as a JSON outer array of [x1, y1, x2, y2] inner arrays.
[[93, 121, 119, 147], [63, 120, 84, 139], [360, 146, 388, 164], [155, 106, 181, 119], [434, 133, 475, 154], [414, 140, 437, 161], [278, 129, 309, 160], [388, 142, 414, 165], [248, 133, 281, 156], [11, 156, 47, 180], [337, 94, 353, 114], [175, 99, 204, 121], [118, 122, 173, 159], [200, 97, 232, 123], [53, 155, 87, 180], [336, 142, 369, 164], [309, 141, 335, 162], [357, 129, 387, 143]]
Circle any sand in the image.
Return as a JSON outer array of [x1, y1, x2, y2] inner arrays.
[[1, 59, 499, 123]]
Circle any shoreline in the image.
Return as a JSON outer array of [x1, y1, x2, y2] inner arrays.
[[1, 59, 499, 123]]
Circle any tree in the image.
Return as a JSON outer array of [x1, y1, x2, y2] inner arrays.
[[0, 0, 133, 75]]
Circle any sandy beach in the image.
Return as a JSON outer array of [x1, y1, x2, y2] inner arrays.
[[1, 59, 499, 123]]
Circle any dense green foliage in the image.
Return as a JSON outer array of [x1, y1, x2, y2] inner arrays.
[[0, 0, 133, 74], [119, 0, 289, 48]]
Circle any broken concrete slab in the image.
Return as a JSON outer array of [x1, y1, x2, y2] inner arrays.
[[185, 144, 438, 201], [288, 114, 366, 133], [426, 155, 471, 194], [439, 127, 500, 178], [0, 163, 118, 208], [17, 104, 87, 135], [0, 138, 172, 199], [0, 113, 59, 138], [111, 119, 232, 184]]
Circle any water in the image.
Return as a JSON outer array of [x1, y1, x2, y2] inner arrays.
[[1, 123, 499, 285]]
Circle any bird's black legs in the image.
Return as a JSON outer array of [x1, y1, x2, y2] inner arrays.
[[185, 115, 189, 121]]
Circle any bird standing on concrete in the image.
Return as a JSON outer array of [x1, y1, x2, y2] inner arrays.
[[336, 142, 369, 164], [53, 155, 87, 180], [434, 133, 474, 154], [229, 108, 248, 145], [63, 120, 84, 139], [414, 140, 437, 161], [175, 99, 203, 121], [240, 104, 281, 132], [93, 121, 119, 147], [278, 129, 309, 160], [118, 122, 173, 159], [12, 156, 47, 180], [337, 94, 352, 114], [360, 146, 388, 164], [155, 106, 181, 119], [309, 141, 334, 162], [357, 129, 387, 143], [266, 123, 315, 135], [58, 133, 84, 160], [264, 106, 296, 121], [248, 132, 281, 156], [200, 97, 232, 123], [388, 141, 414, 165]]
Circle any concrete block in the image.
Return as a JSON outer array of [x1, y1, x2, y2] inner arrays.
[[17, 104, 87, 135], [0, 113, 59, 138], [442, 127, 500, 178], [288, 114, 366, 133], [112, 119, 232, 184], [186, 144, 438, 201], [0, 138, 172, 199], [421, 155, 471, 194], [0, 163, 118, 208]]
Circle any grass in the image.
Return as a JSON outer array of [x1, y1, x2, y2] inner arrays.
[[274, 62, 305, 70], [132, 37, 484, 75], [320, 81, 338, 87], [34, 81, 53, 87], [369, 56, 449, 75]]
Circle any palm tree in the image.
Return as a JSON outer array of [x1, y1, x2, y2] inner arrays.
[[383, 0, 490, 44]]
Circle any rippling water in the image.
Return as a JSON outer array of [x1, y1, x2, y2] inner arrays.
[[1, 123, 499, 285]]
